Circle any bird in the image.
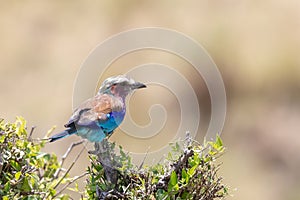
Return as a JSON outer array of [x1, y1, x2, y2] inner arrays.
[[49, 75, 146, 142]]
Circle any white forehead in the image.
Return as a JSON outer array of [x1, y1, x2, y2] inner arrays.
[[102, 75, 135, 87]]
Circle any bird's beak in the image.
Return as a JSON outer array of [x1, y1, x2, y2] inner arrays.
[[132, 82, 147, 89]]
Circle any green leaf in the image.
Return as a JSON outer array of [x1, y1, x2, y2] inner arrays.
[[21, 176, 32, 192], [170, 171, 178, 186], [60, 194, 70, 200], [167, 152, 173, 160], [193, 153, 200, 165], [173, 183, 179, 191], [49, 188, 56, 196], [188, 165, 197, 177], [10, 160, 21, 171], [168, 171, 179, 193], [156, 189, 168, 199], [16, 116, 26, 137], [2, 196, 9, 200], [181, 169, 189, 184], [0, 135, 5, 143], [3, 172, 13, 181], [15, 171, 22, 180], [4, 182, 10, 192], [215, 135, 223, 148], [181, 168, 187, 180]]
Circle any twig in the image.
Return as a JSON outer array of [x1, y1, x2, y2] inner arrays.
[[28, 126, 36, 141], [155, 149, 194, 191], [138, 146, 151, 170], [53, 144, 85, 190], [55, 172, 88, 197], [45, 143, 86, 199], [54, 140, 85, 178]]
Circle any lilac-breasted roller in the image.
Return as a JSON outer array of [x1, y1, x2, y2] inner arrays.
[[49, 75, 146, 142]]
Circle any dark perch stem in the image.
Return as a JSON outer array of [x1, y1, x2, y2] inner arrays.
[[92, 139, 121, 185], [89, 139, 122, 199]]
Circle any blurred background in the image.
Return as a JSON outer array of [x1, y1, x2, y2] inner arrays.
[[0, 1, 299, 199]]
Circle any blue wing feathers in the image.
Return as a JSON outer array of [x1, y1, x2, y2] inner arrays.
[[50, 94, 126, 142]]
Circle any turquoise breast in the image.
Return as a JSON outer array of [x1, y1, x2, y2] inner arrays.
[[100, 110, 126, 134]]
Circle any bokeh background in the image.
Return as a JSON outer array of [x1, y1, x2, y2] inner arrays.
[[1, 1, 300, 199]]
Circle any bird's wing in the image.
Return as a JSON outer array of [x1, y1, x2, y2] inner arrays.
[[65, 94, 122, 128]]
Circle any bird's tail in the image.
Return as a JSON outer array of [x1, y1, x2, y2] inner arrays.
[[49, 128, 77, 142]]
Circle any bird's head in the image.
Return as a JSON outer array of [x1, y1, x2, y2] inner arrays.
[[99, 75, 146, 98]]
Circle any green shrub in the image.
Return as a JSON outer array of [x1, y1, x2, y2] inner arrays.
[[0, 117, 228, 200], [85, 135, 228, 200], [0, 117, 68, 200]]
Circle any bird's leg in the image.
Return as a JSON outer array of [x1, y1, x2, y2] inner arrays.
[[106, 131, 114, 140]]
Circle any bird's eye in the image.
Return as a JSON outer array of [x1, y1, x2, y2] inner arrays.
[[110, 84, 117, 93]]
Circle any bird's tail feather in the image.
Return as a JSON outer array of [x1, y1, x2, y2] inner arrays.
[[49, 128, 77, 142]]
